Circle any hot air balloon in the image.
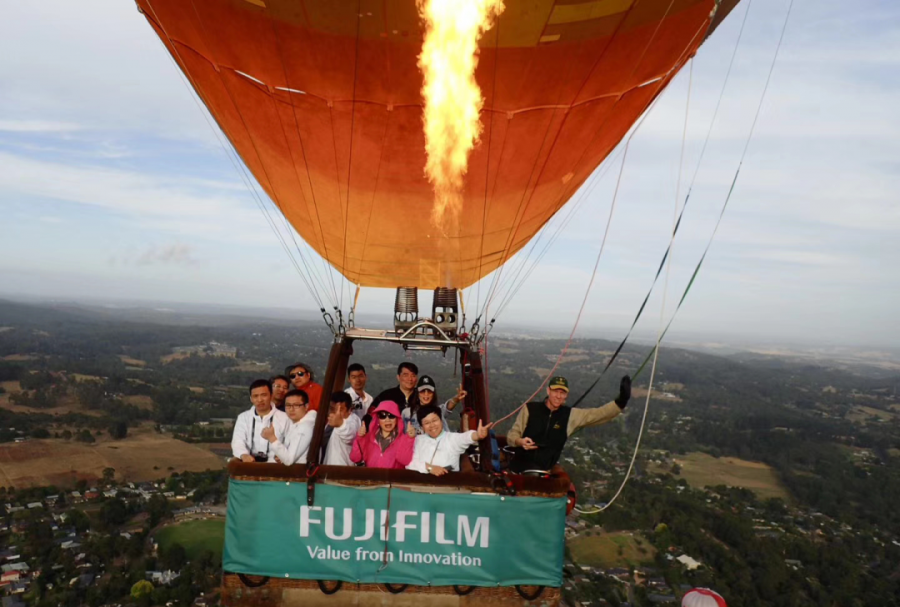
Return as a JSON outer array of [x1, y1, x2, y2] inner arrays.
[[134, 1, 743, 605], [683, 587, 728, 607]]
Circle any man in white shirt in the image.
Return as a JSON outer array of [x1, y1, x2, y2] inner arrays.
[[323, 392, 361, 466], [261, 389, 317, 466], [344, 363, 373, 421], [231, 379, 291, 463], [406, 406, 492, 476]]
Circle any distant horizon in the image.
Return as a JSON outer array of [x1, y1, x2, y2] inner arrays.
[[3, 0, 899, 353], [2, 291, 898, 357]]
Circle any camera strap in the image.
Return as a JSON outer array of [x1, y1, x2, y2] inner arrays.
[[250, 414, 271, 458]]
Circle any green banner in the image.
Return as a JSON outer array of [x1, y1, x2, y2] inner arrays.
[[223, 480, 565, 587]]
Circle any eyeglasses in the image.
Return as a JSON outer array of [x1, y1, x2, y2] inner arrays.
[[285, 403, 307, 410], [289, 372, 306, 379], [377, 411, 396, 420]]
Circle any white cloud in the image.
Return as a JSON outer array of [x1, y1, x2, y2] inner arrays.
[[0, 150, 273, 244], [0, 120, 82, 133], [136, 243, 198, 267]]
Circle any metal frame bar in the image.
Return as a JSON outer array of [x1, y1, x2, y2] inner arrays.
[[305, 326, 493, 472]]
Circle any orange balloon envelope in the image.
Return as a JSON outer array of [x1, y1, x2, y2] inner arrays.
[[137, 0, 740, 289]]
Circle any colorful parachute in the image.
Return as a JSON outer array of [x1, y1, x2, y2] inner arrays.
[[137, 0, 739, 289], [683, 587, 728, 607]]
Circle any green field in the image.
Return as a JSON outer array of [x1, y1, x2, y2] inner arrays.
[[568, 531, 656, 568], [156, 519, 225, 563], [663, 452, 790, 500]]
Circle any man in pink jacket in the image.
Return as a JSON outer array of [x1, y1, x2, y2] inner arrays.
[[350, 401, 414, 469]]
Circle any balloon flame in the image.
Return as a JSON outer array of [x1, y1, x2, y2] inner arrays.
[[417, 0, 504, 230]]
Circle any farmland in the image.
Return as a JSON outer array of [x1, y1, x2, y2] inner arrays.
[[664, 452, 790, 500], [0, 425, 225, 487], [156, 519, 226, 563], [568, 531, 656, 568]]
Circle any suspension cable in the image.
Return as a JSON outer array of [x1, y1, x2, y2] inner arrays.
[[490, 131, 634, 428], [574, 0, 794, 514], [143, 3, 331, 316]]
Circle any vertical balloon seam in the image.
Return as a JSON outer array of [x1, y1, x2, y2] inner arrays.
[[475, 4, 635, 323], [479, 0, 679, 321], [482, 0, 693, 322]]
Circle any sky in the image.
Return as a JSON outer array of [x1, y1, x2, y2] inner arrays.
[[0, 0, 898, 348]]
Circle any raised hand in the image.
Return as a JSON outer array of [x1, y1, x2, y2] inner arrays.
[[407, 424, 417, 438], [474, 419, 493, 440], [260, 426, 276, 443], [616, 375, 632, 409], [357, 424, 367, 437]]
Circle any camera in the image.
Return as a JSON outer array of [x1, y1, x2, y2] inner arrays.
[[253, 452, 268, 463]]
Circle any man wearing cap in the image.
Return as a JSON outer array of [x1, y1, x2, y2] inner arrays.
[[506, 375, 632, 473]]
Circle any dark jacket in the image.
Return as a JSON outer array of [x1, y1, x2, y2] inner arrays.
[[507, 399, 621, 472]]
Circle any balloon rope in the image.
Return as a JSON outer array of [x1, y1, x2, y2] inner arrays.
[[142, 1, 332, 315], [574, 58, 693, 516], [477, 0, 681, 323], [575, 0, 795, 515], [568, 0, 757, 407], [490, 134, 633, 428]]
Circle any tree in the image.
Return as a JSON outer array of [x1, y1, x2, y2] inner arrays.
[[108, 420, 128, 440], [61, 429, 72, 440], [130, 580, 154, 600], [67, 508, 90, 533], [75, 429, 95, 444], [163, 543, 187, 571], [102, 467, 116, 484], [31, 428, 51, 439], [99, 498, 128, 528]]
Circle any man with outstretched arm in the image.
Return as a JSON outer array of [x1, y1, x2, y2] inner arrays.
[[506, 375, 631, 473], [406, 406, 492, 476], [231, 379, 291, 463], [261, 389, 317, 466]]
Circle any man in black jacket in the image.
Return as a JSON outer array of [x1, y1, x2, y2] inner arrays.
[[506, 375, 631, 472]]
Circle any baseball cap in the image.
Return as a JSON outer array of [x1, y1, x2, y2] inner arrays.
[[417, 375, 436, 392], [548, 376, 569, 392]]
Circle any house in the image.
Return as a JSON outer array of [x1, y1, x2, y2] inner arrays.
[[647, 577, 669, 590], [7, 581, 28, 595], [1, 564, 28, 574], [605, 568, 631, 582], [676, 554, 701, 570], [146, 570, 180, 585], [1, 571, 21, 584], [26, 502, 42, 510]]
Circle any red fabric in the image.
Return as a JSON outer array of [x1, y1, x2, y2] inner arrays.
[[350, 400, 414, 469], [137, 0, 733, 289]]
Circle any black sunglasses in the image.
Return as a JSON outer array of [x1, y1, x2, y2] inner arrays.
[[289, 371, 306, 379], [377, 411, 396, 420]]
